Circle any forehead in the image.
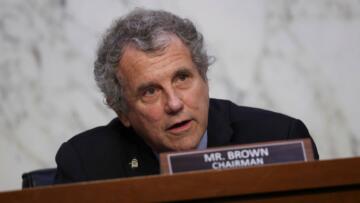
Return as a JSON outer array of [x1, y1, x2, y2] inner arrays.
[[120, 36, 192, 69], [117, 37, 194, 86]]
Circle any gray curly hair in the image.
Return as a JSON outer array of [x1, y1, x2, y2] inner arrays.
[[94, 8, 212, 113]]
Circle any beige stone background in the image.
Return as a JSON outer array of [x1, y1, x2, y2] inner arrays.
[[1, 0, 360, 191]]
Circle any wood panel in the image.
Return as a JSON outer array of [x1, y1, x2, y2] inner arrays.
[[0, 157, 359, 202]]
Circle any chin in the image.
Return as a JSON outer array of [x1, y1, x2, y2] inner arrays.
[[171, 137, 201, 152]]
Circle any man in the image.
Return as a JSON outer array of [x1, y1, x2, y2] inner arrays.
[[55, 8, 319, 184]]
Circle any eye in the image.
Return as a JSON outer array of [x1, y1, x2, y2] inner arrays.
[[143, 86, 158, 97], [176, 72, 191, 83], [174, 70, 193, 89], [178, 72, 189, 81]]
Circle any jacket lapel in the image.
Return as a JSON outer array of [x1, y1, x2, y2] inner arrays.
[[207, 99, 234, 147], [109, 119, 159, 177], [123, 129, 159, 177]]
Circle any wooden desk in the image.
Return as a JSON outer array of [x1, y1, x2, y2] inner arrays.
[[1, 157, 360, 202]]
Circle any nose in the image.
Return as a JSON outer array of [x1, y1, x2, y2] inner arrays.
[[164, 89, 184, 115]]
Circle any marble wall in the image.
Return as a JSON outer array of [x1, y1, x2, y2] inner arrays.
[[1, 0, 359, 191]]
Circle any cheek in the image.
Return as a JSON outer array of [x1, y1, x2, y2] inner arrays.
[[185, 81, 209, 109], [132, 103, 164, 123]]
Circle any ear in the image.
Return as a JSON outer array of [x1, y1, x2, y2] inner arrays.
[[106, 96, 131, 127], [116, 111, 131, 127]]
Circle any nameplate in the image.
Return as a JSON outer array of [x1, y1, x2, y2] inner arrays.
[[160, 139, 314, 174]]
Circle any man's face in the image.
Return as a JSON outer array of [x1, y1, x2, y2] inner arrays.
[[117, 36, 209, 153]]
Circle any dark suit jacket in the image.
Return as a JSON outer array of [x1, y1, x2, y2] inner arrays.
[[55, 98, 319, 184]]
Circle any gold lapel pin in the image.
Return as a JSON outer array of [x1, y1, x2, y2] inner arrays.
[[129, 158, 139, 169]]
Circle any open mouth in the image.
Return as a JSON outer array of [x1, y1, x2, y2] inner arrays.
[[167, 120, 192, 131]]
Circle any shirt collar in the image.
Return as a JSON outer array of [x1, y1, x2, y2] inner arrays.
[[197, 130, 208, 150]]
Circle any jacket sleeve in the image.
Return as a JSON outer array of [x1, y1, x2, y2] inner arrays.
[[288, 119, 320, 160], [54, 142, 87, 184]]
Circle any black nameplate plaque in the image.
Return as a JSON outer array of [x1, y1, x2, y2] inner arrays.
[[160, 139, 314, 174]]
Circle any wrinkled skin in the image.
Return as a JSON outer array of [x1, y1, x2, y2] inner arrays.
[[117, 36, 209, 153]]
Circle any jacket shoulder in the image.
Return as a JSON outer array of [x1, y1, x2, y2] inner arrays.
[[209, 98, 318, 159], [59, 119, 130, 157], [65, 120, 124, 149], [209, 98, 310, 141], [210, 98, 292, 121], [55, 119, 132, 182]]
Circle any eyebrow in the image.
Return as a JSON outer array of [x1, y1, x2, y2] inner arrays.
[[135, 67, 193, 95], [173, 67, 192, 78]]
